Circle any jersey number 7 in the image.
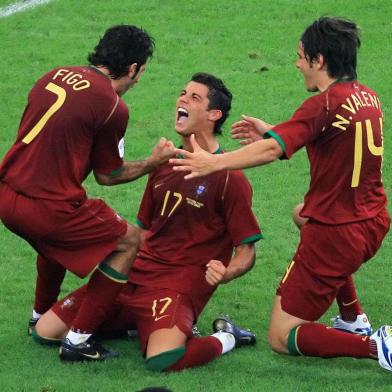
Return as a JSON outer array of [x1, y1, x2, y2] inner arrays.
[[22, 82, 66, 144]]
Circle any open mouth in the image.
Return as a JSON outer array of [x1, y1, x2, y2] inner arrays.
[[177, 107, 189, 124]]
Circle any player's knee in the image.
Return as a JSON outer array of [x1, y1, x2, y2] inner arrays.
[[145, 346, 185, 372], [33, 321, 63, 345], [292, 203, 307, 229], [268, 328, 288, 354]]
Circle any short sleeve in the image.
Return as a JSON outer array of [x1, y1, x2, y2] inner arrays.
[[222, 171, 262, 246], [136, 173, 154, 229], [91, 99, 129, 175], [267, 95, 328, 159]]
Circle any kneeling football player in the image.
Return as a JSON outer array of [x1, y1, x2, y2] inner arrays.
[[34, 72, 262, 371]]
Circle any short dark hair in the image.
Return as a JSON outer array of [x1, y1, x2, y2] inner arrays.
[[190, 72, 232, 134], [301, 17, 361, 79], [88, 25, 155, 79]]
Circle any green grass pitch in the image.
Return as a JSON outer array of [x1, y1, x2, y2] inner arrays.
[[0, 0, 391, 391]]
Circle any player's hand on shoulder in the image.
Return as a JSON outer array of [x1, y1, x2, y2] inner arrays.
[[149, 137, 176, 167], [205, 259, 227, 286], [231, 114, 273, 145]]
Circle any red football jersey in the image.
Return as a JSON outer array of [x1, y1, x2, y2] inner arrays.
[[0, 66, 128, 201], [267, 80, 386, 224], [129, 158, 262, 315]]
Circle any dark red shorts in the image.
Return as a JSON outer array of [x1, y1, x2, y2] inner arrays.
[[0, 182, 127, 277], [277, 208, 390, 321], [52, 284, 195, 354]]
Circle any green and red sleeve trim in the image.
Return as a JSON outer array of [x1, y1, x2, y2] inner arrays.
[[264, 130, 286, 153], [240, 233, 263, 244], [136, 218, 148, 230]]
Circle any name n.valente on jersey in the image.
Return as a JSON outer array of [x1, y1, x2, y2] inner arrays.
[[52, 68, 91, 91], [332, 88, 381, 131]]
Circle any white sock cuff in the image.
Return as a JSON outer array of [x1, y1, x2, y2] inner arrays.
[[32, 310, 42, 319], [212, 331, 236, 354], [66, 330, 91, 345]]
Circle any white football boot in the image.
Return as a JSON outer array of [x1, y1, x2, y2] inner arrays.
[[371, 326, 392, 372], [332, 313, 373, 336]]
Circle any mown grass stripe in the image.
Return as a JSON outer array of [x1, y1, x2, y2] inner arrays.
[[0, 0, 53, 18]]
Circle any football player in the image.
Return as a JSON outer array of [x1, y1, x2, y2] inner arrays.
[[0, 25, 174, 361], [34, 72, 261, 371], [171, 17, 392, 372]]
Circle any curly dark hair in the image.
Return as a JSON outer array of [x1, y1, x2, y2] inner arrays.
[[87, 25, 155, 79], [301, 17, 361, 79], [191, 72, 232, 135]]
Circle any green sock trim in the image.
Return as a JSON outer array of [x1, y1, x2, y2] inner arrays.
[[287, 326, 302, 356], [146, 346, 186, 371], [32, 329, 62, 346], [98, 262, 127, 282]]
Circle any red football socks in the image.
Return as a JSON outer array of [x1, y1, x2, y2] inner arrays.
[[34, 255, 66, 314], [292, 323, 376, 358], [166, 336, 222, 371], [336, 276, 363, 321], [70, 267, 126, 334]]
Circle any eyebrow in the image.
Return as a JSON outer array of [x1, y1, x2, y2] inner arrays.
[[191, 92, 202, 99], [180, 89, 203, 100]]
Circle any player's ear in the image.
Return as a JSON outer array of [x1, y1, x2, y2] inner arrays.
[[208, 109, 222, 122], [314, 54, 325, 70], [128, 63, 138, 78]]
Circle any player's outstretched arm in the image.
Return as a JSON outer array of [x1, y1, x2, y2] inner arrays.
[[205, 243, 256, 286], [231, 115, 275, 145], [95, 138, 176, 185], [171, 134, 283, 179]]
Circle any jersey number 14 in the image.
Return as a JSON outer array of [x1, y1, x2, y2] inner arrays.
[[351, 118, 383, 188]]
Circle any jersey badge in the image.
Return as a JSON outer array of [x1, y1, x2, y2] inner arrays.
[[60, 297, 75, 310], [194, 182, 208, 198]]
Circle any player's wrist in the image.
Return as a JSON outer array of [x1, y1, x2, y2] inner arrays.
[[145, 155, 160, 171], [214, 154, 226, 172]]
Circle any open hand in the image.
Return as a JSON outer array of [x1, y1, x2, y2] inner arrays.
[[170, 134, 218, 179], [231, 115, 273, 145]]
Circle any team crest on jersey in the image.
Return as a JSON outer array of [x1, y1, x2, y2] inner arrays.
[[60, 297, 75, 310], [195, 182, 208, 197]]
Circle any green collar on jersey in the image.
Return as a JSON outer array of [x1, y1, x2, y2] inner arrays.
[[334, 76, 356, 84], [87, 65, 111, 79]]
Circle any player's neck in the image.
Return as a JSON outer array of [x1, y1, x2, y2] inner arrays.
[[89, 65, 110, 77], [317, 73, 338, 92], [182, 132, 219, 153]]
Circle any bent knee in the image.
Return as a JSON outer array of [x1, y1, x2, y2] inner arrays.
[[145, 346, 186, 371], [268, 329, 289, 354], [34, 321, 64, 345], [292, 203, 307, 229], [34, 310, 68, 341]]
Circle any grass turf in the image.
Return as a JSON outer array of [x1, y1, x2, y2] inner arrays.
[[0, 0, 391, 391]]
